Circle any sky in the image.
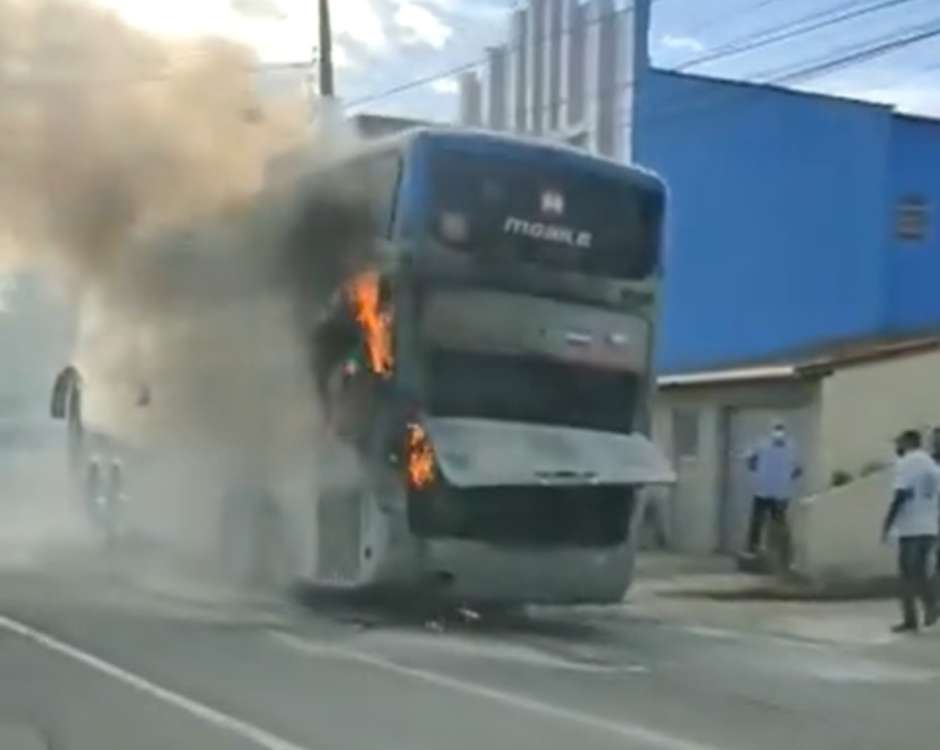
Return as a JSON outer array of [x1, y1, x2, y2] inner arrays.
[[93, 0, 940, 121]]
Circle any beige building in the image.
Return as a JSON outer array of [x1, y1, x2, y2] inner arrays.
[[653, 338, 940, 557]]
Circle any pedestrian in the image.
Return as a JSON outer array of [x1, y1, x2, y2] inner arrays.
[[882, 429, 940, 633], [743, 419, 802, 568]]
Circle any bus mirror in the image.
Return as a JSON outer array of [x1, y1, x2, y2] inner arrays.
[[51, 366, 80, 420]]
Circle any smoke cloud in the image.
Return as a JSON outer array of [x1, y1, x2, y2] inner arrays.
[[0, 0, 378, 586]]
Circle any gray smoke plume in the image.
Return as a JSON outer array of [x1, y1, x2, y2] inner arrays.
[[0, 0, 378, 588]]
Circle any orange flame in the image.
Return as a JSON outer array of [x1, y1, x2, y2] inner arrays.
[[406, 423, 435, 490], [346, 270, 393, 377]]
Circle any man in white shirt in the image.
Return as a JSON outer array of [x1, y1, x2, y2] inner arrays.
[[882, 429, 940, 632], [744, 420, 802, 567]]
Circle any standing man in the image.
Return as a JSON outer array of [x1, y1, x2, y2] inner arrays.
[[882, 429, 940, 633], [744, 420, 802, 568]]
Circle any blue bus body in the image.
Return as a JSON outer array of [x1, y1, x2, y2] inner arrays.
[[310, 128, 674, 604]]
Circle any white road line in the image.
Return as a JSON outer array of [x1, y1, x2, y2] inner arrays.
[[273, 631, 721, 750], [0, 614, 310, 750]]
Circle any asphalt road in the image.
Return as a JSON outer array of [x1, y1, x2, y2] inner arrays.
[[0, 556, 938, 750]]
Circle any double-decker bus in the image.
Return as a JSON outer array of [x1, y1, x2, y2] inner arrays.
[[310, 128, 674, 604], [52, 126, 674, 605]]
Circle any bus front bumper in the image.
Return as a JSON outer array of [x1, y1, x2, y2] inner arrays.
[[419, 538, 634, 605]]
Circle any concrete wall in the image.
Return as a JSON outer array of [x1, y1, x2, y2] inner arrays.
[[790, 470, 895, 584], [794, 347, 940, 584], [636, 71, 894, 373], [818, 348, 940, 483]]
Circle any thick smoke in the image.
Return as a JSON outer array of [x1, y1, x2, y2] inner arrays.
[[0, 0, 377, 583]]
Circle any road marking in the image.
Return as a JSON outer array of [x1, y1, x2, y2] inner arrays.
[[0, 614, 310, 750], [273, 632, 721, 750]]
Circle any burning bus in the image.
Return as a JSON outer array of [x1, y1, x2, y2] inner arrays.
[[51, 126, 674, 604], [310, 128, 674, 604]]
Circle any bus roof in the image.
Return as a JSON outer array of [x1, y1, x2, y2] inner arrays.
[[360, 126, 665, 193]]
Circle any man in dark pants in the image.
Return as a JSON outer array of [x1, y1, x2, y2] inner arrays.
[[883, 430, 940, 633], [744, 420, 801, 568]]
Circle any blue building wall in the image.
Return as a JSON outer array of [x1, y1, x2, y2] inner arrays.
[[635, 70, 899, 373], [885, 115, 940, 332]]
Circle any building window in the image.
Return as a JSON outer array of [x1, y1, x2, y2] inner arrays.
[[673, 409, 700, 459], [897, 196, 929, 241]]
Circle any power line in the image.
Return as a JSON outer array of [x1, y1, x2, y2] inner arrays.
[[620, 16, 940, 134], [676, 0, 922, 71], [343, 3, 632, 111], [682, 0, 790, 38], [344, 60, 483, 109], [771, 18, 940, 83], [677, 0, 880, 64], [342, 0, 923, 113]]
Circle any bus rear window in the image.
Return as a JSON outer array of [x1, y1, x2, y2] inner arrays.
[[426, 148, 662, 281], [428, 349, 637, 435]]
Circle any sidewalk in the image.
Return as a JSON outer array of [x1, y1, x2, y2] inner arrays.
[[627, 552, 920, 648]]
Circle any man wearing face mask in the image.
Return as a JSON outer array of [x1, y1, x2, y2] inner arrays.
[[744, 420, 802, 568], [882, 429, 940, 632]]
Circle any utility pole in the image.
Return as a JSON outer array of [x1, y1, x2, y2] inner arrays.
[[318, 0, 334, 97]]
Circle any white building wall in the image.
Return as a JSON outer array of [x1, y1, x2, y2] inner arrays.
[[458, 71, 482, 127], [818, 347, 940, 483], [485, 45, 508, 130], [545, 0, 564, 133], [526, 0, 547, 135], [584, 0, 611, 155], [561, 0, 586, 130], [790, 471, 896, 584], [459, 0, 649, 161], [510, 9, 529, 132]]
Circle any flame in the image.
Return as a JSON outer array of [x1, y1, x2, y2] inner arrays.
[[346, 271, 393, 377], [406, 423, 435, 490]]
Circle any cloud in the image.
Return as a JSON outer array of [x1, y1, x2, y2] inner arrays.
[[660, 33, 705, 54], [417, 0, 511, 19], [395, 2, 453, 50], [332, 0, 389, 52], [332, 43, 355, 70], [231, 0, 286, 20], [431, 77, 459, 95]]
